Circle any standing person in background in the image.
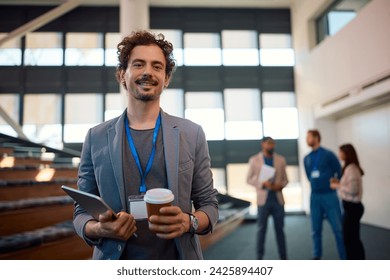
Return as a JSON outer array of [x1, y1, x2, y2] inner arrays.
[[304, 129, 346, 260], [72, 30, 218, 260], [331, 143, 365, 260], [247, 136, 289, 260]]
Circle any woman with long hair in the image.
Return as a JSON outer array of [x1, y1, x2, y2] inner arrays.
[[331, 143, 366, 259]]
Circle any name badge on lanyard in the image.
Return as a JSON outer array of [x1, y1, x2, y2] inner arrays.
[[310, 149, 321, 179], [311, 170, 320, 179], [128, 195, 148, 220]]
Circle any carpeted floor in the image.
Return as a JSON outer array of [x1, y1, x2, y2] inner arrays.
[[203, 214, 390, 260]]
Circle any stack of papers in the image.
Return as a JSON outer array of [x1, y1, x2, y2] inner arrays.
[[258, 164, 276, 183]]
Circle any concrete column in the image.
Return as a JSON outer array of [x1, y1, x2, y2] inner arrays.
[[118, 0, 150, 107], [120, 0, 149, 36]]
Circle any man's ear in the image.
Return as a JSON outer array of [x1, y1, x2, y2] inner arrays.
[[164, 75, 171, 88], [120, 71, 127, 89]]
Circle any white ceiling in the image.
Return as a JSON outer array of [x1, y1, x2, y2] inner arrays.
[[0, 0, 293, 8]]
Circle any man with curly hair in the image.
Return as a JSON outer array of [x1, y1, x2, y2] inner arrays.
[[73, 30, 218, 260]]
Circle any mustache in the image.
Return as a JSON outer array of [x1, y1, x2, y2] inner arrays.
[[136, 75, 158, 85]]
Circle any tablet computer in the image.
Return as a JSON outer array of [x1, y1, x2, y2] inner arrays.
[[61, 185, 117, 220]]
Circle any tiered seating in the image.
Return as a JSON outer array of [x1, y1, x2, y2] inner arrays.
[[199, 193, 251, 250], [0, 133, 92, 259]]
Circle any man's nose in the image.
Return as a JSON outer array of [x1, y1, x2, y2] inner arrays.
[[141, 72, 151, 80], [143, 64, 153, 75]]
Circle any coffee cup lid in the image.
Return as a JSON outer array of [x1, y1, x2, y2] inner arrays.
[[144, 188, 174, 204]]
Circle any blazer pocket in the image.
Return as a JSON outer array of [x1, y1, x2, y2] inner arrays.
[[179, 159, 194, 174]]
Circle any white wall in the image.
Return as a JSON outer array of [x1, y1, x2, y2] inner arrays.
[[292, 0, 390, 228]]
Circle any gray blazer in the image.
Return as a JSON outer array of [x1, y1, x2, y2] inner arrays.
[[73, 109, 219, 260]]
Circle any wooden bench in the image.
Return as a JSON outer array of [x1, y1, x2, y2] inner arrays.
[[0, 221, 93, 260], [0, 136, 92, 259], [0, 197, 74, 236], [0, 156, 53, 168], [0, 167, 78, 183], [0, 147, 13, 156], [0, 181, 77, 201]]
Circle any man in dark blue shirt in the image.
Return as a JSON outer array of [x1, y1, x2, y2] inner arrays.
[[304, 129, 346, 260]]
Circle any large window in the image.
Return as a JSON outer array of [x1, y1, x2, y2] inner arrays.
[[152, 29, 183, 66], [160, 89, 184, 118], [105, 33, 121, 66], [259, 34, 295, 66], [222, 30, 259, 66], [328, 10, 356, 35], [64, 93, 103, 143], [316, 0, 371, 44], [282, 166, 303, 212], [185, 91, 224, 140], [184, 33, 221, 66], [23, 94, 62, 148], [0, 33, 21, 66], [262, 91, 299, 139], [24, 32, 63, 66], [65, 33, 104, 66], [224, 89, 262, 140], [211, 167, 227, 195], [227, 163, 257, 214], [105, 93, 125, 121], [226, 163, 302, 215]]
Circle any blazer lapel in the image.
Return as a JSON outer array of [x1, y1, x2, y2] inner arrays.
[[108, 110, 127, 210], [161, 111, 180, 206]]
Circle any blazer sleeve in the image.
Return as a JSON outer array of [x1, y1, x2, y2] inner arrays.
[[246, 155, 261, 188], [191, 125, 219, 234], [73, 128, 101, 246], [276, 155, 289, 189]]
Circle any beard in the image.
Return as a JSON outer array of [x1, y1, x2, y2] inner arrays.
[[132, 88, 162, 101], [130, 76, 163, 101], [307, 139, 315, 147]]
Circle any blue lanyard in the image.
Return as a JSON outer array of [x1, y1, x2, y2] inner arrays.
[[312, 148, 321, 170], [124, 113, 161, 194]]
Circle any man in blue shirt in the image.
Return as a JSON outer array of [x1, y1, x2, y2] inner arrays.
[[304, 129, 346, 260]]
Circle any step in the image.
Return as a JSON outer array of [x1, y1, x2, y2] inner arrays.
[[0, 198, 74, 236], [0, 181, 77, 201], [0, 221, 92, 260], [0, 147, 13, 156], [0, 167, 78, 183], [0, 156, 53, 168]]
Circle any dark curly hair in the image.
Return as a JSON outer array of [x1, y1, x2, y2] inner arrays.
[[115, 30, 176, 84]]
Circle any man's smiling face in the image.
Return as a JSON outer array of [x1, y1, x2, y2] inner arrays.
[[121, 44, 170, 102]]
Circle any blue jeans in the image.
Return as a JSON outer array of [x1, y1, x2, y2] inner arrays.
[[310, 192, 346, 259], [257, 198, 287, 259]]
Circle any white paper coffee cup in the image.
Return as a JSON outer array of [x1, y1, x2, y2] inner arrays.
[[144, 188, 174, 217]]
